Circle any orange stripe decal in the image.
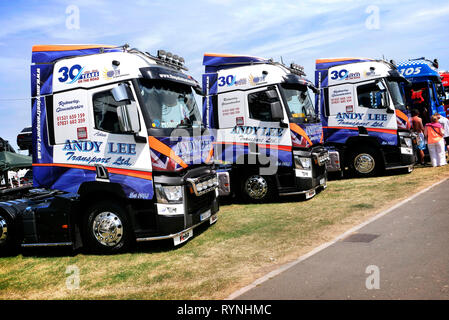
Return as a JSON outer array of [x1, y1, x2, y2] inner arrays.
[[290, 123, 313, 146], [316, 57, 374, 64], [32, 163, 152, 180], [395, 110, 411, 129], [204, 52, 264, 58], [205, 146, 214, 163], [148, 136, 188, 169], [32, 44, 116, 52]]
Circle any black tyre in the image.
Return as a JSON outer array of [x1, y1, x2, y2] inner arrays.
[[0, 212, 19, 256], [83, 201, 133, 254], [349, 147, 382, 178], [240, 173, 276, 203]]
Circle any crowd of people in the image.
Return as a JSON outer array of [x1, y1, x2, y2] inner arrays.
[[411, 109, 449, 167]]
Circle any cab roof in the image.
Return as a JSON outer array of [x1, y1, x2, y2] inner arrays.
[[32, 44, 122, 64], [203, 53, 270, 73], [315, 57, 377, 70]]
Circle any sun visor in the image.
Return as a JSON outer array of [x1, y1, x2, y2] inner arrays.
[[283, 74, 318, 93], [139, 66, 202, 94], [387, 69, 411, 85]]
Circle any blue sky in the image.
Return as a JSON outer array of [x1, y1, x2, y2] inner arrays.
[[1, 0, 448, 151]]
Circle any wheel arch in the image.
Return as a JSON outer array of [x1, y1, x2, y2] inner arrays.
[[344, 136, 385, 168], [77, 181, 129, 228]]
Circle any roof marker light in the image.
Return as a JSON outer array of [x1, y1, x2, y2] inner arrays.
[[166, 52, 173, 63], [155, 49, 187, 70]]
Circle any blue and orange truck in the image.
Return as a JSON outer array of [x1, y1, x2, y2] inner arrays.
[[0, 44, 219, 255]]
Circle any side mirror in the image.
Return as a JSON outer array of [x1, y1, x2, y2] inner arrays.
[[376, 81, 386, 91], [266, 90, 278, 100], [383, 93, 394, 113], [270, 101, 284, 121], [111, 83, 134, 102], [117, 103, 140, 134]]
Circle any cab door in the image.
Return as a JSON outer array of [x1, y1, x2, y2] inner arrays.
[[354, 79, 398, 146], [241, 85, 292, 169], [54, 81, 152, 199]]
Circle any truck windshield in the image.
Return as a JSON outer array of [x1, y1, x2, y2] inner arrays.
[[280, 84, 316, 121], [386, 79, 407, 111], [137, 79, 202, 129], [436, 82, 445, 103]]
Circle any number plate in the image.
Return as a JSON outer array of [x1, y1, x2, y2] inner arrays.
[[173, 230, 193, 246], [200, 209, 211, 221], [305, 189, 316, 199], [320, 178, 326, 185]]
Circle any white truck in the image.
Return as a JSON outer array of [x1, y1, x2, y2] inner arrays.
[[202, 53, 329, 202], [315, 57, 415, 177], [0, 44, 219, 255]]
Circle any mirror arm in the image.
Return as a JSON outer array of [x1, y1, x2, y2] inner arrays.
[[280, 120, 289, 128], [133, 134, 147, 143]]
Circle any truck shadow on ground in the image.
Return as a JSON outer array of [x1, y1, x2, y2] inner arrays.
[[17, 167, 417, 258], [217, 167, 417, 207], [19, 222, 214, 258]]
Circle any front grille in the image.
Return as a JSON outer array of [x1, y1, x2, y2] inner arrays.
[[313, 160, 326, 178], [186, 189, 215, 215]]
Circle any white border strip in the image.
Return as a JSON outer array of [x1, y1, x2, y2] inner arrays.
[[226, 177, 448, 300]]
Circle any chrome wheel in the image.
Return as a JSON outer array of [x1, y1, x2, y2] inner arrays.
[[92, 212, 123, 247], [354, 153, 376, 174], [0, 216, 7, 245], [244, 175, 268, 200]]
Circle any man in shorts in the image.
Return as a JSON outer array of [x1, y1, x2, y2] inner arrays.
[[411, 109, 426, 165]]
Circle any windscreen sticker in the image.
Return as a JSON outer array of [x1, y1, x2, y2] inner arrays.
[[335, 112, 388, 128], [61, 140, 136, 167]]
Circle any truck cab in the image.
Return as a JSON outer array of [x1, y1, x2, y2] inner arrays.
[[396, 58, 446, 124], [0, 44, 220, 255], [440, 71, 449, 117], [315, 58, 415, 177], [202, 53, 329, 202]]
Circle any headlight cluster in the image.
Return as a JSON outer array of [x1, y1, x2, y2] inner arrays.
[[155, 184, 183, 204], [294, 156, 312, 170], [402, 137, 413, 148], [187, 175, 219, 196]]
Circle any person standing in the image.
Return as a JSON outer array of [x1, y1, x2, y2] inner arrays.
[[424, 115, 446, 167], [411, 109, 426, 165], [435, 113, 449, 154]]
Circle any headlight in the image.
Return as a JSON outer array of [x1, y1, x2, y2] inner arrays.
[[404, 137, 412, 148], [400, 136, 412, 148], [155, 184, 183, 203], [294, 156, 312, 170]]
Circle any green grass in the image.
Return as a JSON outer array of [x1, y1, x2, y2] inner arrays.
[[1, 166, 449, 300]]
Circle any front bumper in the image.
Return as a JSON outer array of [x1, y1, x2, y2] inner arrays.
[[136, 208, 218, 245], [280, 147, 329, 198], [384, 132, 416, 170], [146, 169, 220, 244]]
